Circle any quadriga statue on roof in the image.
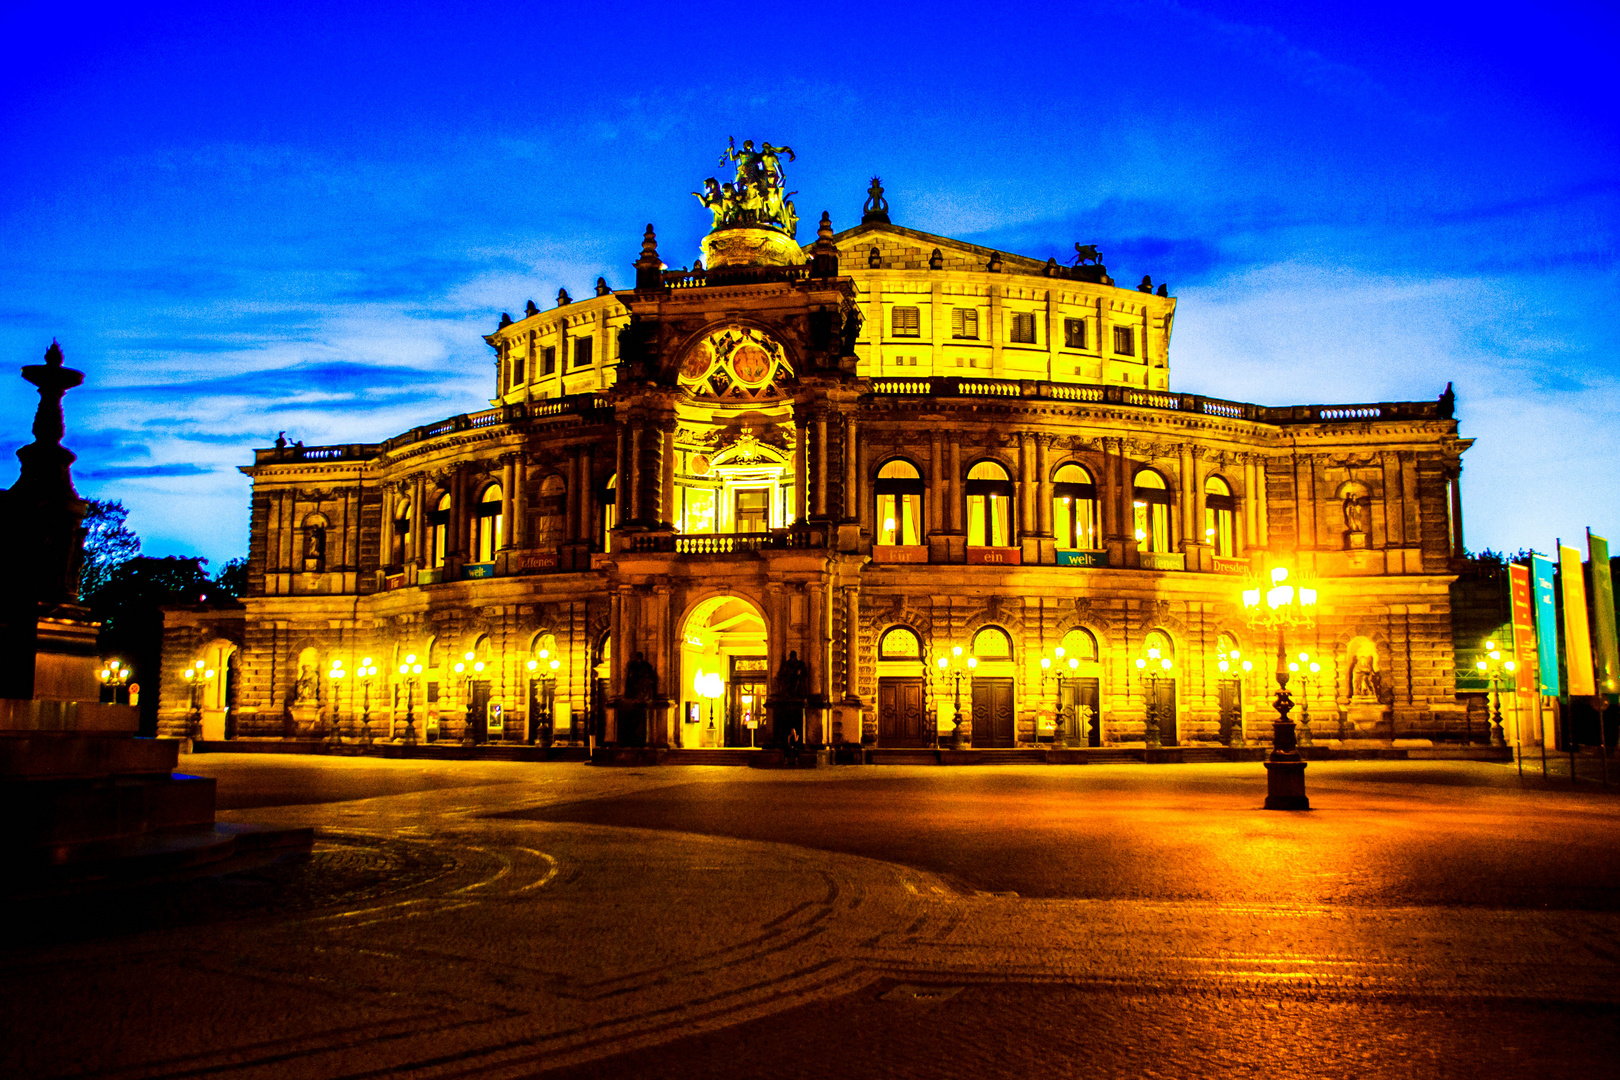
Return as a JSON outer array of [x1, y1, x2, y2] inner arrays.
[[693, 137, 798, 237]]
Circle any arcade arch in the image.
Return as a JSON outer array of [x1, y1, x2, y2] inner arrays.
[[679, 594, 770, 748]]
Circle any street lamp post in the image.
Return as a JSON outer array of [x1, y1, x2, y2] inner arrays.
[[181, 658, 215, 744], [1475, 640, 1518, 749], [455, 651, 486, 746], [527, 650, 561, 747], [356, 657, 377, 744], [326, 657, 347, 745], [1241, 563, 1317, 810], [696, 669, 724, 748], [1216, 648, 1253, 748], [99, 658, 130, 705], [1288, 652, 1321, 747], [1040, 647, 1081, 748], [935, 646, 976, 750], [1134, 646, 1174, 750], [396, 653, 423, 744]]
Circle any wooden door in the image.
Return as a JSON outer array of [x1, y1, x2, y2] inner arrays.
[[469, 680, 491, 743], [1063, 678, 1101, 747], [1152, 679, 1177, 746], [878, 677, 928, 747], [972, 678, 1015, 748]]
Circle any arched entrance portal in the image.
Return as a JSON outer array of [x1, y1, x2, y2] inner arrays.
[[680, 595, 769, 748]]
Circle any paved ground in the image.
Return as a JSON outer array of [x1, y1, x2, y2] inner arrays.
[[3, 755, 1618, 1079]]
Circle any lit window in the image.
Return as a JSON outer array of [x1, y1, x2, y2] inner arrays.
[[391, 501, 412, 567], [542, 345, 556, 376], [680, 487, 715, 534], [876, 459, 924, 546], [972, 626, 1012, 659], [951, 307, 979, 339], [1113, 326, 1135, 356], [1052, 463, 1099, 550], [1204, 476, 1235, 556], [892, 306, 921, 338], [966, 460, 1014, 547], [1010, 312, 1037, 344], [474, 485, 503, 562], [879, 626, 922, 660], [429, 493, 451, 568], [1133, 470, 1172, 553]]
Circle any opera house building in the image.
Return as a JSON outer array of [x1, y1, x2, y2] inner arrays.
[[161, 148, 1474, 760]]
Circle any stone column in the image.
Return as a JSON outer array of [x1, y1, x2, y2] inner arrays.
[[844, 416, 858, 522], [565, 447, 580, 542], [807, 581, 827, 698], [410, 475, 425, 564], [929, 431, 944, 533], [948, 437, 962, 531], [512, 455, 529, 548], [614, 423, 629, 526], [844, 585, 861, 701], [794, 418, 808, 523], [578, 445, 594, 544], [1179, 443, 1197, 555], [1018, 431, 1035, 537], [1036, 435, 1053, 536], [1449, 466, 1466, 560], [501, 458, 517, 550], [815, 415, 829, 517], [1257, 457, 1270, 547], [660, 420, 677, 528], [629, 421, 644, 524], [1243, 458, 1258, 553]]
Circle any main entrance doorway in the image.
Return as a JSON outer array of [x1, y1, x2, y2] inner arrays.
[[679, 595, 769, 748], [878, 677, 929, 746], [972, 678, 1016, 747], [1062, 677, 1102, 747], [1149, 680, 1177, 746]]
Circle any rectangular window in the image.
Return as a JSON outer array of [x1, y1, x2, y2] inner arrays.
[[1010, 312, 1037, 344], [1064, 318, 1087, 349], [513, 354, 525, 385], [1113, 326, 1135, 356], [735, 488, 770, 533], [950, 307, 979, 339], [542, 346, 556, 376], [892, 306, 921, 338], [876, 492, 923, 546], [680, 487, 715, 534], [573, 337, 593, 367]]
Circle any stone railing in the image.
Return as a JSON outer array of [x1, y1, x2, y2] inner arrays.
[[864, 378, 1443, 425], [629, 525, 831, 555]]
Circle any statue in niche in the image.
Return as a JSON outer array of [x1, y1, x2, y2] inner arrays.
[[625, 651, 657, 701], [1343, 494, 1367, 534], [1347, 640, 1381, 700], [776, 650, 810, 700], [294, 663, 319, 705]]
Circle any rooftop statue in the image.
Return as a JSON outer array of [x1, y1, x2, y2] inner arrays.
[[693, 137, 799, 238]]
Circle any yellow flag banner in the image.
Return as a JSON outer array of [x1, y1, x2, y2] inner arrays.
[[1560, 543, 1596, 696]]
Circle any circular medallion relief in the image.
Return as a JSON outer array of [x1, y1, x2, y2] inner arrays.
[[680, 344, 714, 382], [678, 325, 793, 400], [731, 345, 772, 386], [690, 454, 712, 476]]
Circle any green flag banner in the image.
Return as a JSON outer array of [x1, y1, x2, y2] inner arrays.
[[1589, 531, 1618, 699], [1531, 553, 1561, 697], [1561, 543, 1596, 697]]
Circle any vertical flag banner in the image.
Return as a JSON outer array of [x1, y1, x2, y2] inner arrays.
[[1509, 562, 1538, 696], [1531, 553, 1562, 697], [1560, 543, 1596, 696], [1587, 531, 1618, 699]]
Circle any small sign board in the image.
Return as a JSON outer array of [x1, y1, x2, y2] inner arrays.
[[462, 562, 496, 580], [966, 547, 1022, 566], [1056, 549, 1107, 567], [488, 702, 504, 737], [516, 552, 559, 572]]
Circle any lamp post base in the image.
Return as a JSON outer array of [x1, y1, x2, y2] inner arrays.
[[1263, 757, 1310, 810]]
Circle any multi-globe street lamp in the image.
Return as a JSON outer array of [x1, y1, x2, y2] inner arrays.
[[1040, 647, 1081, 748], [527, 649, 561, 746], [355, 657, 378, 744], [1241, 562, 1318, 810], [396, 652, 423, 744], [98, 657, 130, 705], [1133, 645, 1175, 750], [935, 646, 976, 750], [326, 657, 347, 745], [1475, 640, 1518, 749], [181, 658, 215, 743], [1216, 647, 1252, 747], [455, 650, 486, 745]]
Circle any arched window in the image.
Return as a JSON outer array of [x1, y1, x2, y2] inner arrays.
[[876, 459, 924, 547], [429, 493, 451, 569], [1053, 463, 1099, 550], [879, 626, 922, 660], [1204, 476, 1235, 556], [1144, 629, 1174, 660], [301, 514, 328, 574], [972, 625, 1013, 660], [473, 484, 503, 563], [391, 500, 412, 567], [1060, 627, 1098, 661], [966, 460, 1014, 547], [1216, 631, 1242, 670], [601, 474, 618, 552], [1133, 469, 1172, 553]]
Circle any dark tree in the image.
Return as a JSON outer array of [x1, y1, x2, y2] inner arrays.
[[78, 499, 141, 600], [211, 557, 248, 599], [88, 556, 211, 736]]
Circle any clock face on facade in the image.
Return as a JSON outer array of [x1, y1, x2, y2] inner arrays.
[[678, 325, 793, 403]]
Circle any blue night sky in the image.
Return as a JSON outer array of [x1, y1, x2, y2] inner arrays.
[[1, 0, 1615, 567]]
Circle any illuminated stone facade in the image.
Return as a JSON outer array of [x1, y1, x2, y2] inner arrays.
[[161, 169, 1474, 754]]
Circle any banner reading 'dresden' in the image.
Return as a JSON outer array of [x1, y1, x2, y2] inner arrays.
[[1531, 553, 1561, 697]]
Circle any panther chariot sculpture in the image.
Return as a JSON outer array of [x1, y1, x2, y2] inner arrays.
[[692, 138, 805, 270]]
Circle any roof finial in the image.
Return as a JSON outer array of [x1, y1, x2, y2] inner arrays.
[[862, 176, 890, 225]]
